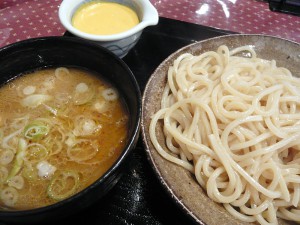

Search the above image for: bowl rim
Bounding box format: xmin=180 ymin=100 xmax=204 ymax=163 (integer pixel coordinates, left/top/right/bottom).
xmin=0 ymin=36 xmax=142 ymax=217
xmin=141 ymin=33 xmax=300 ymax=225
xmin=58 ymin=0 xmax=159 ymax=41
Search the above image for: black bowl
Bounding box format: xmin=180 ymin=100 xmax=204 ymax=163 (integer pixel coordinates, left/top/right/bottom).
xmin=0 ymin=37 xmax=141 ymax=224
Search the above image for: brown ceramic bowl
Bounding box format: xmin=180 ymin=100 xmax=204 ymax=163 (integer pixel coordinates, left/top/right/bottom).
xmin=141 ymin=34 xmax=300 ymax=225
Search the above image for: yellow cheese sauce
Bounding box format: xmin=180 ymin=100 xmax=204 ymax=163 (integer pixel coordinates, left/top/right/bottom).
xmin=72 ymin=2 xmax=139 ymax=35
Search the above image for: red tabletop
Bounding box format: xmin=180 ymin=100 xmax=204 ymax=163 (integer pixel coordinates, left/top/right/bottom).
xmin=153 ymin=0 xmax=300 ymax=43
xmin=0 ymin=0 xmax=300 ymax=48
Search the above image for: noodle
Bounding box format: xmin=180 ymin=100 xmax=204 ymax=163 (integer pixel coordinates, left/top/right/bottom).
xmin=149 ymin=45 xmax=300 ymax=225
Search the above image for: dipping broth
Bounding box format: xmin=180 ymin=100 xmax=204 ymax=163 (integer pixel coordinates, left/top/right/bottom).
xmin=0 ymin=67 xmax=129 ymax=210
xmin=72 ymin=1 xmax=139 ymax=35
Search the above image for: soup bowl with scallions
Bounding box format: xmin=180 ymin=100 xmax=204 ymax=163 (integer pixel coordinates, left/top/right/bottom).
xmin=0 ymin=36 xmax=141 ymax=224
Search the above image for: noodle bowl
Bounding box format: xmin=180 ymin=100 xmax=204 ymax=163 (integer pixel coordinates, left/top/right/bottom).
xmin=148 ymin=44 xmax=300 ymax=225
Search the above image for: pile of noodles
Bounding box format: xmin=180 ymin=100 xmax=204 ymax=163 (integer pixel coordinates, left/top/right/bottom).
xmin=149 ymin=45 xmax=300 ymax=225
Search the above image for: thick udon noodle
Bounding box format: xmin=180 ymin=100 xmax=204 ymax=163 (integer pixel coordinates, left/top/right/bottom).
xmin=150 ymin=45 xmax=300 ymax=225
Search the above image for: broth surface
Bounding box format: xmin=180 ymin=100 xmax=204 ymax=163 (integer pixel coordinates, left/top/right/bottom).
xmin=0 ymin=67 xmax=129 ymax=210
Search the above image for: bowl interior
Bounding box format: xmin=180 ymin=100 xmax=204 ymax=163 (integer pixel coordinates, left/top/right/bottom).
xmin=71 ymin=0 xmax=144 ymax=21
xmin=0 ymin=36 xmax=141 ymax=127
xmin=0 ymin=36 xmax=141 ymax=222
xmin=141 ymin=34 xmax=300 ymax=225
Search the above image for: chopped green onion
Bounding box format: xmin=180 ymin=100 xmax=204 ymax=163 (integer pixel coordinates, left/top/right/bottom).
xmin=2 ymin=128 xmax=23 ymax=150
xmin=6 ymin=138 xmax=27 ymax=181
xmin=22 ymin=163 xmax=39 ymax=181
xmin=54 ymin=67 xmax=70 ymax=81
xmin=67 ymin=139 xmax=98 ymax=162
xmin=73 ymin=84 xmax=95 ymax=105
xmin=0 ymin=167 xmax=8 ymax=183
xmin=47 ymin=171 xmax=80 ymax=201
xmin=0 ymin=150 xmax=14 ymax=165
xmin=24 ymin=121 xmax=49 ymax=140
xmin=21 ymin=94 xmax=52 ymax=108
xmin=22 ymin=86 xmax=36 ymax=95
xmin=24 ymin=143 xmax=48 ymax=163
xmin=1 ymin=186 xmax=18 ymax=207
xmin=7 ymin=175 xmax=24 ymax=190
xmin=76 ymin=83 xmax=88 ymax=93
xmin=102 ymin=88 xmax=119 ymax=101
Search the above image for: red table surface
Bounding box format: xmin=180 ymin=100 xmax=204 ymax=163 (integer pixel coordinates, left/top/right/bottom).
xmin=0 ymin=0 xmax=300 ymax=48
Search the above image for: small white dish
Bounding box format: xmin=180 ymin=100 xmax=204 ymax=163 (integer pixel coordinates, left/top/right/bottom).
xmin=59 ymin=0 xmax=159 ymax=58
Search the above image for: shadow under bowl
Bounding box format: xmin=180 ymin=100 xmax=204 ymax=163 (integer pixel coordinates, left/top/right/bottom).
xmin=0 ymin=36 xmax=141 ymax=224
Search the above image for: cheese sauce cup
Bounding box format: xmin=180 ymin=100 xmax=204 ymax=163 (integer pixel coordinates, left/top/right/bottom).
xmin=59 ymin=0 xmax=159 ymax=58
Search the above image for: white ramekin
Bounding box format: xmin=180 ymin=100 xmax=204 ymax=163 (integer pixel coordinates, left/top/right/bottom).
xmin=59 ymin=0 xmax=159 ymax=58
